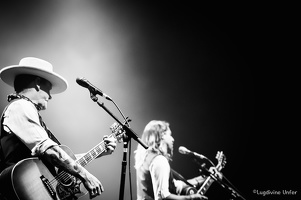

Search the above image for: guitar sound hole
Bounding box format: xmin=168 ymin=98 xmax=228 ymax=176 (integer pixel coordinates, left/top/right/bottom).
xmin=57 ymin=169 xmax=76 ymax=186
xmin=181 ymin=186 xmax=197 ymax=195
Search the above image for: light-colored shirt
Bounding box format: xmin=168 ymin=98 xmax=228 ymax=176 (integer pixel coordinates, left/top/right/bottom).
xmin=137 ymin=153 xmax=185 ymax=200
xmin=150 ymin=155 xmax=185 ymax=200
xmin=150 ymin=155 xmax=171 ymax=199
xmin=3 ymin=99 xmax=58 ymax=156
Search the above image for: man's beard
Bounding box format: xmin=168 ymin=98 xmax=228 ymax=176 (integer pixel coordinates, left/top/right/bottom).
xmin=36 ymin=102 xmax=46 ymax=110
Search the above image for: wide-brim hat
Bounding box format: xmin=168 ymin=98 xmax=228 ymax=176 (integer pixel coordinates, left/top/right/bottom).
xmin=0 ymin=57 xmax=68 ymax=94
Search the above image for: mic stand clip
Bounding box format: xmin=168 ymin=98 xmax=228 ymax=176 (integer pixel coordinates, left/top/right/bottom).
xmin=89 ymin=92 xmax=148 ymax=200
xmin=89 ymin=92 xmax=147 ymax=149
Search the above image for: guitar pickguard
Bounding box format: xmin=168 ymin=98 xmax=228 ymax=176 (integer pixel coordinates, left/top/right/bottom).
xmin=56 ymin=175 xmax=83 ymax=200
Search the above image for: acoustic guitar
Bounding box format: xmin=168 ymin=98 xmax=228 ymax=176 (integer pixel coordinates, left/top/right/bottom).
xmin=0 ymin=122 xmax=125 ymax=200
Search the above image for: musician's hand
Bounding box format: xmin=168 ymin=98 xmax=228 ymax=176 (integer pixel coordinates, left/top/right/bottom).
xmin=101 ymin=135 xmax=117 ymax=156
xmin=81 ymin=169 xmax=104 ymax=199
xmin=188 ymin=193 xmax=208 ymax=200
xmin=209 ymin=166 xmax=223 ymax=180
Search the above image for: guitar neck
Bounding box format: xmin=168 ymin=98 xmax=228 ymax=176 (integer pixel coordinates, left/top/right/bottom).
xmin=76 ymin=134 xmax=116 ymax=167
xmin=197 ymin=151 xmax=226 ymax=195
xmin=197 ymin=176 xmax=215 ymax=195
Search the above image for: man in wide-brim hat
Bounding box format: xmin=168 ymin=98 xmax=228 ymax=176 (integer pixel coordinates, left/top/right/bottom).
xmin=0 ymin=57 xmax=68 ymax=110
xmin=0 ymin=57 xmax=68 ymax=94
xmin=0 ymin=57 xmax=116 ymax=199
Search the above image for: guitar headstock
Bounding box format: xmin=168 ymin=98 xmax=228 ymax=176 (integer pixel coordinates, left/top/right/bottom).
xmin=110 ymin=122 xmax=126 ymax=143
xmin=215 ymin=151 xmax=226 ymax=170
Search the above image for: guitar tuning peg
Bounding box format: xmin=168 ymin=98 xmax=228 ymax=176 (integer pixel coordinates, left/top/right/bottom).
xmin=110 ymin=122 xmax=118 ymax=129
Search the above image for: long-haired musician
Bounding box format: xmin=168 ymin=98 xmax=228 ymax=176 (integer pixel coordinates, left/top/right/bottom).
xmin=134 ymin=120 xmax=210 ymax=200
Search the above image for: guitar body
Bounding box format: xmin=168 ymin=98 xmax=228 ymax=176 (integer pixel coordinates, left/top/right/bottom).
xmin=0 ymin=121 xmax=125 ymax=200
xmin=0 ymin=145 xmax=86 ymax=200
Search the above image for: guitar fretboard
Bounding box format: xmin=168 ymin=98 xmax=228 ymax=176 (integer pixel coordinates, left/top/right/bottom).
xmin=198 ymin=176 xmax=215 ymax=195
xmin=76 ymin=134 xmax=116 ymax=167
xmin=197 ymin=151 xmax=226 ymax=195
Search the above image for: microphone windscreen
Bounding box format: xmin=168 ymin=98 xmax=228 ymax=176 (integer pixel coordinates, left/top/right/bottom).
xmin=178 ymin=146 xmax=189 ymax=154
xmin=76 ymin=77 xmax=89 ymax=87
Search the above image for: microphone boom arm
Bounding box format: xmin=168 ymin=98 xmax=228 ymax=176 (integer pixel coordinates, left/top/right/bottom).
xmin=79 ymin=81 xmax=148 ymax=200
xmin=90 ymin=94 xmax=148 ymax=149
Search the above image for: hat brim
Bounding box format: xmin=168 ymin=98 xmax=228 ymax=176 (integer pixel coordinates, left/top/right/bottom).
xmin=0 ymin=65 xmax=68 ymax=94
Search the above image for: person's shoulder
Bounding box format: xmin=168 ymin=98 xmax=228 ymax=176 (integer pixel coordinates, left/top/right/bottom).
xmin=6 ymin=99 xmax=35 ymax=113
xmin=150 ymin=154 xmax=170 ymax=172
xmin=153 ymin=154 xmax=169 ymax=164
xmin=9 ymin=98 xmax=33 ymax=108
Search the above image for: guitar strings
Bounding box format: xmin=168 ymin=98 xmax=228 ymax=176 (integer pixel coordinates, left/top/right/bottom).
xmin=47 ymin=144 xmax=107 ymax=187
xmin=47 ymin=125 xmax=121 ymax=188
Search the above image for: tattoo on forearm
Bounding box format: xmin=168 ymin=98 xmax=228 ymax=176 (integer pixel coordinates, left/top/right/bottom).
xmin=46 ymin=146 xmax=82 ymax=175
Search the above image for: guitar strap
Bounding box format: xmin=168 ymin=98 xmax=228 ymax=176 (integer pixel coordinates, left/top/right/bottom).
xmin=171 ymin=169 xmax=195 ymax=188
xmin=38 ymin=114 xmax=61 ymax=145
xmin=7 ymin=93 xmax=61 ymax=145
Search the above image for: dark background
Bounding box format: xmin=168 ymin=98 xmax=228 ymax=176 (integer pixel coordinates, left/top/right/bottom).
xmin=0 ymin=1 xmax=297 ymax=200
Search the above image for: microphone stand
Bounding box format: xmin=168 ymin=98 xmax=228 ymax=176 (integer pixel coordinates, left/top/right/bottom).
xmin=194 ymin=159 xmax=246 ymax=200
xmin=89 ymin=93 xmax=148 ymax=200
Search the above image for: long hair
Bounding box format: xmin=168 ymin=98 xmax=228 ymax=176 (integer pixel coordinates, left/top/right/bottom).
xmin=134 ymin=120 xmax=170 ymax=169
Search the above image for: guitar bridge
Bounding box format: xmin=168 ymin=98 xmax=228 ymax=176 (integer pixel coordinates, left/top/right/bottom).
xmin=40 ymin=175 xmax=57 ymax=200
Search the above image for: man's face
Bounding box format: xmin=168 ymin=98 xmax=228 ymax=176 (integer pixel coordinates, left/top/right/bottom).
xmin=36 ymin=79 xmax=52 ymax=110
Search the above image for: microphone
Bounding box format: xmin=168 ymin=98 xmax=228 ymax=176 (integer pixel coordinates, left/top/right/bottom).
xmin=178 ymin=146 xmax=206 ymax=160
xmin=76 ymin=77 xmax=112 ymax=101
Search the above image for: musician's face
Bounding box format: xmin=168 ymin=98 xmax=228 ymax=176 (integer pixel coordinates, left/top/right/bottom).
xmin=162 ymin=128 xmax=174 ymax=154
xmin=35 ymin=79 xmax=52 ymax=110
